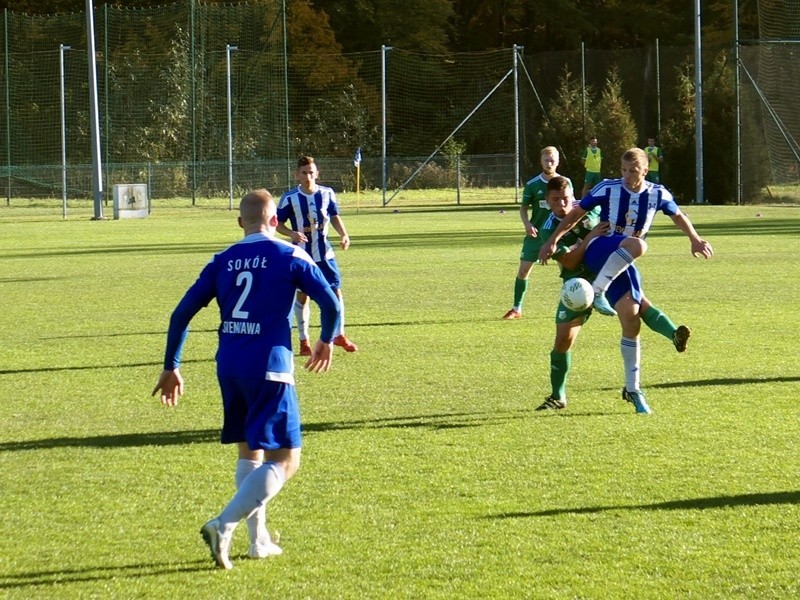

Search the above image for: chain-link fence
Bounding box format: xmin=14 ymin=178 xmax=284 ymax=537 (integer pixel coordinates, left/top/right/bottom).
xmin=0 ymin=1 xmax=789 ymax=208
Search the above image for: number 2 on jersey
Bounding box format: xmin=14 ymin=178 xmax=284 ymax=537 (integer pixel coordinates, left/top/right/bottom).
xmin=232 ymin=271 xmax=253 ymax=319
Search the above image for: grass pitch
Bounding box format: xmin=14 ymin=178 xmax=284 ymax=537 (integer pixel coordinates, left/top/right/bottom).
xmin=1 ymin=193 xmax=799 ymax=598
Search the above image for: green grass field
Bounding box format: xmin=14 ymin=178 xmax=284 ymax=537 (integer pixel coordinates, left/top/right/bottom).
xmin=1 ymin=193 xmax=799 ymax=598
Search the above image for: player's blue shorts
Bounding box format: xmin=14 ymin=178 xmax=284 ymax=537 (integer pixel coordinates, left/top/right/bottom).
xmin=316 ymin=258 xmax=342 ymax=291
xmin=585 ymin=235 xmax=644 ymax=305
xmin=218 ymin=377 xmax=302 ymax=450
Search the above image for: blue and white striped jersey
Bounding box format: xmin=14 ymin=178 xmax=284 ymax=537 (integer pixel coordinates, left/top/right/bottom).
xmin=163 ymin=232 xmax=340 ymax=384
xmin=579 ymin=178 xmax=679 ymax=238
xmin=277 ymin=185 xmax=341 ymax=262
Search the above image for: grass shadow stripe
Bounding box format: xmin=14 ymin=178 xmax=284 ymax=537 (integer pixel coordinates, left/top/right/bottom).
xmin=489 ymin=490 xmax=800 ymax=519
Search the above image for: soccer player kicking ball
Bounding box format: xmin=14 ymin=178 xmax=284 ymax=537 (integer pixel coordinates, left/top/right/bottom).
xmin=538 ymin=147 xmax=713 ymax=319
xmin=278 ymin=155 xmax=358 ymax=354
xmin=152 ymin=189 xmax=341 ymax=569
xmin=536 ymin=176 xmax=693 ymax=414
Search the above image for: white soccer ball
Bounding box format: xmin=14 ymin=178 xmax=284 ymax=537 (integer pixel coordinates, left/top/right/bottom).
xmin=560 ymin=277 xmax=594 ymax=311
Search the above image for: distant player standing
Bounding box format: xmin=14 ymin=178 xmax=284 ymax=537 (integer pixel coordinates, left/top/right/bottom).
xmin=152 ymin=189 xmax=341 ymax=569
xmin=580 ymin=136 xmax=603 ymax=198
xmin=644 ymin=136 xmax=664 ymax=183
xmin=502 ymin=146 xmax=572 ymax=320
xmin=278 ymin=156 xmax=358 ymax=354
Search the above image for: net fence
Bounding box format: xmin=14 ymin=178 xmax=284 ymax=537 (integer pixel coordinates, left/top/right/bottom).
xmin=0 ymin=1 xmax=786 ymax=208
xmin=736 ymin=1 xmax=800 ymax=202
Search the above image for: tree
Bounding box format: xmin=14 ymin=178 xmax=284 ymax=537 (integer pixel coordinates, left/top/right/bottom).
xmin=593 ymin=67 xmax=638 ymax=178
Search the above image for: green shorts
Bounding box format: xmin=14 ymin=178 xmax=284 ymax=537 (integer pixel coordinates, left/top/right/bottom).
xmin=519 ymin=235 xmax=543 ymax=263
xmin=555 ymin=300 xmax=592 ymax=324
xmin=645 ymin=171 xmax=661 ymax=184
xmin=584 ymin=171 xmax=602 ymax=187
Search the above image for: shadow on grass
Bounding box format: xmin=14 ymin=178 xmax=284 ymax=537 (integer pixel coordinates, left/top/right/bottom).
xmin=0 ymin=559 xmax=210 ymax=590
xmin=0 ymin=357 xmax=211 ymax=376
xmin=490 ymin=490 xmax=800 ymax=519
xmin=1 ymin=411 xmax=532 ymax=452
xmin=648 ymin=375 xmax=800 ymax=389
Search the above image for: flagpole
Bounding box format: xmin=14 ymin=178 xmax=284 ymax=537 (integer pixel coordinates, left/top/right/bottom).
xmin=354 ymin=147 xmax=362 ymax=214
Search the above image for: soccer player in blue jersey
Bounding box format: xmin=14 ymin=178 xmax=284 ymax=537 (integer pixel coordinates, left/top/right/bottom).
xmin=278 ymin=156 xmax=357 ymax=355
xmin=539 ymin=147 xmax=713 ymax=319
xmin=152 ymin=189 xmax=341 ymax=570
xmin=538 ymin=154 xmax=707 ymax=411
xmin=534 ymin=176 xmax=691 ymax=415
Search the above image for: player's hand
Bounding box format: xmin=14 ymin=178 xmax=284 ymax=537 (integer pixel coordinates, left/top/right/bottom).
xmin=340 ymin=235 xmax=350 ymax=250
xmin=586 ymin=221 xmax=611 ymax=241
xmin=524 ymin=224 xmax=537 ymax=237
xmin=691 ymin=238 xmax=714 ymax=259
xmin=305 ymin=341 xmax=333 ymax=373
xmin=152 ymin=369 xmax=184 ymax=407
xmin=290 ymin=231 xmax=308 ymax=244
xmin=538 ymin=242 xmax=556 ymax=265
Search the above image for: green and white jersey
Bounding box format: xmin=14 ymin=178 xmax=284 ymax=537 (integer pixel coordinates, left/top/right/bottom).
xmin=538 ymin=206 xmax=601 ymax=281
xmin=521 ymin=173 xmax=573 ymax=230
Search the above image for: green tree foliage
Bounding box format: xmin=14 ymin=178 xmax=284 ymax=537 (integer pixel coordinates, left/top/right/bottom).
xmin=659 ymin=62 xmax=696 ymax=202
xmin=314 ymin=0 xmax=454 ymax=54
xmin=542 ymin=67 xmax=593 ymax=183
xmin=286 ymin=0 xmax=381 ymax=158
xmin=594 ymin=67 xmax=638 ymax=178
xmin=660 ymin=53 xmax=741 ymax=204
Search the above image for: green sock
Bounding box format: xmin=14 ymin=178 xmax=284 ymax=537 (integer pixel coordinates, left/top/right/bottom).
xmin=641 ymin=305 xmax=677 ymax=340
xmin=550 ymin=350 xmax=570 ymax=400
xmin=513 ymin=277 xmax=528 ymax=310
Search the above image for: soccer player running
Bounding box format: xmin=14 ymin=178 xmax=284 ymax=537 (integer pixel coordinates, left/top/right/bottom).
xmin=152 ymin=189 xmax=341 ymax=570
xmin=534 ymin=176 xmax=692 ymax=414
xmin=502 ymin=146 xmax=572 ymax=320
xmin=278 ymin=156 xmax=358 ymax=354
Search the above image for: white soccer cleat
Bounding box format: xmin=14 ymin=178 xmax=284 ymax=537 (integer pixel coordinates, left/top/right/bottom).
xmin=200 ymin=519 xmax=233 ymax=569
xmin=248 ymin=539 xmax=283 ymax=559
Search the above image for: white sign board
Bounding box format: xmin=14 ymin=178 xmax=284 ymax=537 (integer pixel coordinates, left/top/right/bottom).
xmin=113 ymin=184 xmax=149 ymax=219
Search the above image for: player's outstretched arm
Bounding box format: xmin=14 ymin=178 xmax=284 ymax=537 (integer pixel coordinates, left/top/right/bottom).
xmin=670 ymin=211 xmax=714 ymax=259
xmin=152 ymin=368 xmax=184 ymax=407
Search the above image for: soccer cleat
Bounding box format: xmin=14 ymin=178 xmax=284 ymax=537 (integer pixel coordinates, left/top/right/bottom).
xmin=535 ymin=396 xmax=567 ymax=411
xmin=591 ymin=292 xmax=617 ymax=316
xmin=502 ymin=308 xmax=522 ymax=320
xmin=622 ymin=388 xmax=652 ymax=415
xmin=333 ymin=335 xmax=358 ymax=352
xmin=298 ymin=339 xmax=312 ymax=356
xmin=248 ymin=539 xmax=283 ymax=559
xmin=673 ymin=325 xmax=691 ymax=353
xmin=200 ymin=519 xmax=233 ymax=570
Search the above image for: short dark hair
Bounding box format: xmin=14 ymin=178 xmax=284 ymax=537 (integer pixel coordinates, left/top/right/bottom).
xmin=297 ymin=155 xmax=316 ymax=168
xmin=547 ymin=175 xmax=571 ymax=193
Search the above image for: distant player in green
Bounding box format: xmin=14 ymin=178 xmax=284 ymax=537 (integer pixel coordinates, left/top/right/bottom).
xmin=581 ymin=136 xmax=602 ymax=198
xmin=502 ymin=146 xmax=572 ymax=320
xmin=644 ymin=136 xmax=664 ymax=183
xmin=533 ymin=176 xmax=691 ymax=413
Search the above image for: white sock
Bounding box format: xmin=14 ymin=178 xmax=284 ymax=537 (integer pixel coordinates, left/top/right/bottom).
xmin=235 ymin=458 xmax=268 ymax=545
xmin=336 ymin=295 xmax=346 ymax=337
xmin=217 ymin=462 xmax=286 ymax=535
xmin=294 ymin=299 xmax=310 ymax=341
xmin=621 ymin=336 xmax=641 ymax=392
xmin=593 ymin=248 xmax=635 ymax=294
